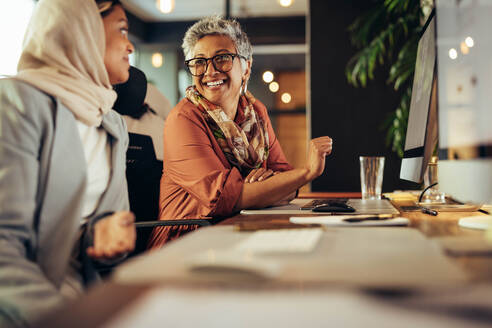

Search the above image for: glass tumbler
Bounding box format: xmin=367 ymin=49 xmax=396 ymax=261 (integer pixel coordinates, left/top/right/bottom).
xmin=359 ymin=156 xmax=385 ymax=200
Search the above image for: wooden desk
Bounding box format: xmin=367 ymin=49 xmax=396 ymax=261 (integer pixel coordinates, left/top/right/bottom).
xmin=34 ymin=195 xmax=492 ymax=328
xmin=220 ymin=194 xmax=492 ymax=282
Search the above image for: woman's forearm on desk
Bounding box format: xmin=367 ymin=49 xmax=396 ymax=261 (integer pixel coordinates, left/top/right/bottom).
xmin=233 ymin=168 xmax=310 ymax=210
xmin=234 ymin=136 xmax=332 ymax=211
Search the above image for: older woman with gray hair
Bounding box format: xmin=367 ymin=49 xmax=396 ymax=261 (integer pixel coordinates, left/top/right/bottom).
xmin=148 ymin=16 xmax=332 ymax=248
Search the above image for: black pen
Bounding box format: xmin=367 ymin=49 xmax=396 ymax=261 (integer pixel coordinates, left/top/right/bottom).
xmin=420 ymin=206 xmax=438 ymax=216
xmin=343 ymin=216 xmax=392 ymax=223
xmin=343 ymin=214 xmax=394 ymax=223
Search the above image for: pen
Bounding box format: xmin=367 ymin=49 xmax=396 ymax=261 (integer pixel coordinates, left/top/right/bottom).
xmin=343 ymin=216 xmax=392 ymax=223
xmin=420 ymin=206 xmax=438 ymax=216
xmin=343 ymin=214 xmax=394 ymax=223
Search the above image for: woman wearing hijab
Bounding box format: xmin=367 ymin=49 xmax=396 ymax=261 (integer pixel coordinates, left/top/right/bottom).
xmin=0 ymin=0 xmax=136 ymax=326
xmin=148 ymin=16 xmax=333 ymax=248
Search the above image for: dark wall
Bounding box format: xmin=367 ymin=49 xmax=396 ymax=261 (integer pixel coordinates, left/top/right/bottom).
xmin=309 ymin=0 xmax=418 ymax=192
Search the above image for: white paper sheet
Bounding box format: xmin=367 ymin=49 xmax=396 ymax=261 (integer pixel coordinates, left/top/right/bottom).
xmin=289 ymin=216 xmax=409 ymax=226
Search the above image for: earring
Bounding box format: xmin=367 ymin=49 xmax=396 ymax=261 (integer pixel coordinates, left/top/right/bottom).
xmin=241 ymin=79 xmax=247 ymax=94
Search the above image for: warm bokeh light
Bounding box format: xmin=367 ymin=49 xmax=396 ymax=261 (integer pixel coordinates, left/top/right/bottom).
xmin=157 ymin=0 xmax=175 ymax=14
xmin=448 ymin=48 xmax=458 ymax=60
xmin=279 ymin=0 xmax=294 ymax=8
xmin=262 ymin=71 xmax=274 ymax=83
xmin=281 ymin=92 xmax=292 ymax=103
xmin=269 ymin=81 xmax=279 ymax=93
xmin=465 ymin=36 xmax=474 ymax=48
xmin=152 ymin=52 xmax=163 ymax=68
xmin=460 ymin=42 xmax=469 ymax=55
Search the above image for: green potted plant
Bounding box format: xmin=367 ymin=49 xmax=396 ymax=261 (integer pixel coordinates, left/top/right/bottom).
xmin=345 ymin=0 xmax=433 ymax=157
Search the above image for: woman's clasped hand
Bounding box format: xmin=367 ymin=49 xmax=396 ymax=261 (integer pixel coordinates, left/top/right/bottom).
xmin=86 ymin=211 xmax=136 ymax=261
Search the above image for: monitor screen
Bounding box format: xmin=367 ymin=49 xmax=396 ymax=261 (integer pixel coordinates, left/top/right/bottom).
xmin=400 ymin=12 xmax=437 ymax=183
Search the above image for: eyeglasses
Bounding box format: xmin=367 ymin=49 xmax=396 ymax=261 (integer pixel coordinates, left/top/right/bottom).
xmin=185 ymin=53 xmax=247 ymax=76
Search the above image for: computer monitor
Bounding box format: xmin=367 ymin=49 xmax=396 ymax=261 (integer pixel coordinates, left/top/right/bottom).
xmin=400 ymin=12 xmax=437 ymax=183
xmin=436 ymin=1 xmax=492 ymax=229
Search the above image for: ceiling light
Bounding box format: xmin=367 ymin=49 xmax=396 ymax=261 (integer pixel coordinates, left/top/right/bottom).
xmin=152 ymin=52 xmax=163 ymax=68
xmin=262 ymin=71 xmax=274 ymax=83
xmin=279 ymin=0 xmax=294 ymax=8
xmin=269 ymin=81 xmax=279 ymax=93
xmin=281 ymin=92 xmax=292 ymax=104
xmin=448 ymin=48 xmax=458 ymax=60
xmin=465 ymin=36 xmax=474 ymax=48
xmin=157 ymin=0 xmax=175 ymax=14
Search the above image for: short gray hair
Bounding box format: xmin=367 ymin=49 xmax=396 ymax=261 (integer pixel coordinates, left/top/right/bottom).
xmin=182 ymin=15 xmax=253 ymax=64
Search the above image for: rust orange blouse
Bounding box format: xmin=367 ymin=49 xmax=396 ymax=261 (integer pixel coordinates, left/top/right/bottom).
xmin=148 ymin=98 xmax=292 ymax=249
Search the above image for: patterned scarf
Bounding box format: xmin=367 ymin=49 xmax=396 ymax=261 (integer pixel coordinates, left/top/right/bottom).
xmin=186 ymin=86 xmax=269 ymax=175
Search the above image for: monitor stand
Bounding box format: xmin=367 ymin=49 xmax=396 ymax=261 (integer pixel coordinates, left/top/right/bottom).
xmin=458 ymin=216 xmax=492 ymax=230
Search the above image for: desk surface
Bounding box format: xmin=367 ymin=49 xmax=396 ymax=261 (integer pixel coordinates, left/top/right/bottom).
xmin=221 ymin=195 xmax=492 ymax=282
xmin=34 ymin=194 xmax=492 ymax=328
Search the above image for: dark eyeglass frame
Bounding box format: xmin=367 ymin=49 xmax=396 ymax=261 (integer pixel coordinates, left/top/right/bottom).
xmin=185 ymin=53 xmax=247 ymax=76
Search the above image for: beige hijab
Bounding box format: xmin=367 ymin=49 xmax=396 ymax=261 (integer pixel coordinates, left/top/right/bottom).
xmin=15 ymin=0 xmax=116 ymax=126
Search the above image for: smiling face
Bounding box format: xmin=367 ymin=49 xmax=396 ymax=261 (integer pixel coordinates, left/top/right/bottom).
xmin=192 ymin=34 xmax=251 ymax=116
xmin=102 ymin=5 xmax=134 ymax=85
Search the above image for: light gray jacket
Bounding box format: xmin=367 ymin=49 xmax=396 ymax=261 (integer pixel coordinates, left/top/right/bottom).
xmin=0 ymin=79 xmax=129 ymax=327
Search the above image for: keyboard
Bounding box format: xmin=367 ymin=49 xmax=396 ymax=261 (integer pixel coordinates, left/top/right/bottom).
xmin=300 ymin=198 xmax=349 ymax=210
xmin=234 ymin=228 xmax=323 ymax=253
